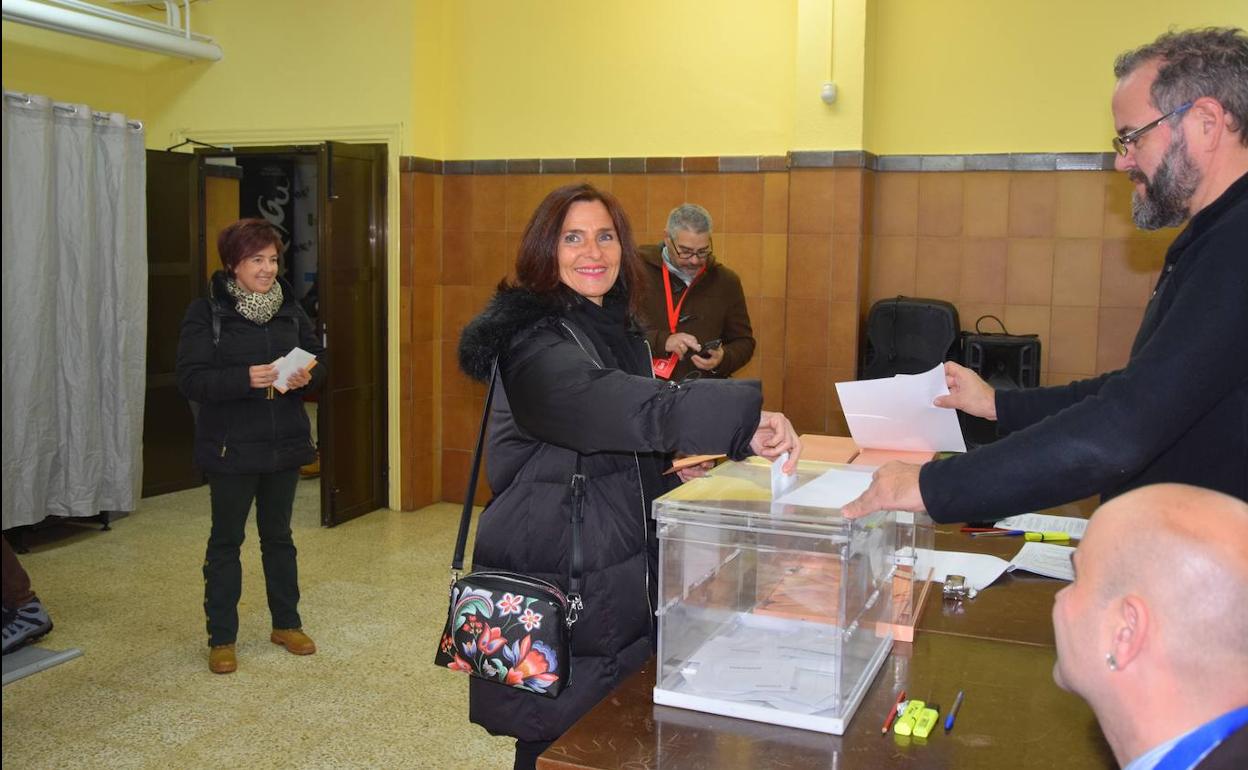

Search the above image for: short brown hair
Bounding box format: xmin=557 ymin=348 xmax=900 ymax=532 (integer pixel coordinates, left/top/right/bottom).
xmin=217 ymin=218 xmax=284 ymax=276
xmin=509 ymin=184 xmax=645 ymax=312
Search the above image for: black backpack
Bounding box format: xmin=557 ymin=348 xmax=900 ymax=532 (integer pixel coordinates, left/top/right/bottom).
xmin=860 ymin=296 xmax=961 ymax=380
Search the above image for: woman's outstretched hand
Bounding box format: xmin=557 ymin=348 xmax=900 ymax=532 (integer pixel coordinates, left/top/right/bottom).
xmin=750 ymin=411 xmax=801 ymax=474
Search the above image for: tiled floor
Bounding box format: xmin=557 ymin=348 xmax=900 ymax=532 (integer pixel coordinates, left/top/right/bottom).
xmin=1 ymin=481 xmax=514 ymax=769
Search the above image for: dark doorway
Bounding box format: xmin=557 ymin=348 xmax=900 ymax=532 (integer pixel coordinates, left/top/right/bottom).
xmin=141 ymin=143 xmax=389 ymax=527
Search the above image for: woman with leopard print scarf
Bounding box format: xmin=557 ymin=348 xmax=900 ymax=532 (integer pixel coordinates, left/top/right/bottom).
xmin=175 ymin=218 xmax=327 ymax=675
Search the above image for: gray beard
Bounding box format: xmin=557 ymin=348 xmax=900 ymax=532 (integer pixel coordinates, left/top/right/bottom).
xmin=1130 ymin=132 xmax=1200 ymax=230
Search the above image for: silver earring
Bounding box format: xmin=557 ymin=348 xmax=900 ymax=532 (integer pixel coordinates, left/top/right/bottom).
xmin=1106 ymin=653 xmax=1118 ymax=671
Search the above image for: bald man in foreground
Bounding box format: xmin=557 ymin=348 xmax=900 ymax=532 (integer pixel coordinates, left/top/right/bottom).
xmin=1052 ymin=484 xmax=1248 ymax=769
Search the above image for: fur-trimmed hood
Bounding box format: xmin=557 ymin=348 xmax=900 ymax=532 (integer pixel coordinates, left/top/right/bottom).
xmin=458 ymin=287 xmax=563 ymax=382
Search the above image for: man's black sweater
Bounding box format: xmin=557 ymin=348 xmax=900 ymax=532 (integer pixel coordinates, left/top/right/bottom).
xmin=920 ymin=171 xmax=1248 ymax=522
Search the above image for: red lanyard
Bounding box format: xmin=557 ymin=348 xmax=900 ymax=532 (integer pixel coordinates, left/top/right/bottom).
xmin=662 ymin=264 xmax=704 ymax=333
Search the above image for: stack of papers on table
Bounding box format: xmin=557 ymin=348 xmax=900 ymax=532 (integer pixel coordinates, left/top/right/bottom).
xmin=991 ymin=513 xmax=1088 ymax=540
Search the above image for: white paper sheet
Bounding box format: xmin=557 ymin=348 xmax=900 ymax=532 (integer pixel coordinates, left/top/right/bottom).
xmin=834 ymin=364 xmax=967 ymax=452
xmin=272 ymin=347 xmax=317 ymax=393
xmin=1008 ymin=542 xmax=1075 ymax=581
xmin=913 ymin=549 xmax=1011 ymax=591
xmin=992 ymin=513 xmax=1088 ymax=540
xmin=771 ymin=452 xmax=798 ymax=498
xmin=775 ymin=466 xmax=875 ymax=508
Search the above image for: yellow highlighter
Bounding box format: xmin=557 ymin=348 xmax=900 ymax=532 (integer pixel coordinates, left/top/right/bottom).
xmin=893 ymin=699 xmax=926 ymax=736
xmin=912 ymin=707 xmax=941 ymax=738
xmin=1025 ymin=531 xmax=1071 ymax=542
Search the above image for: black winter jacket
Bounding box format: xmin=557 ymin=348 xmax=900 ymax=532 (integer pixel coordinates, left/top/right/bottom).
xmin=920 ymin=171 xmax=1248 ymax=521
xmin=457 ymin=287 xmax=763 ymax=743
xmin=176 ymin=272 xmax=327 ymax=475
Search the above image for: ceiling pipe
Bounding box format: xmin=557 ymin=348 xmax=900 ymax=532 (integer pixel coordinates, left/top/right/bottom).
xmin=2 ymin=0 xmax=222 ymax=61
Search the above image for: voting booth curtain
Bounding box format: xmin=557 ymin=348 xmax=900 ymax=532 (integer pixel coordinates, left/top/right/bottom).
xmin=1 ymin=92 xmax=147 ymax=529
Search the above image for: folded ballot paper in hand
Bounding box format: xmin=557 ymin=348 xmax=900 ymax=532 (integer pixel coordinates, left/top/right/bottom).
xmin=272 ymin=347 xmax=317 ymax=393
xmin=834 ymin=364 xmax=967 ymax=453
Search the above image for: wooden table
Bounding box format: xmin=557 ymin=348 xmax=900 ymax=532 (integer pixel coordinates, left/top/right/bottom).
xmin=539 ymin=636 xmax=1112 ymax=769
xmin=539 ymin=500 xmax=1106 ymax=769
xmin=919 ymin=498 xmax=1096 ymax=648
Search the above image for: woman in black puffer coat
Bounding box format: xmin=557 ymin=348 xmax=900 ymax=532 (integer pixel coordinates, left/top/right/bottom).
xmin=457 ymin=185 xmax=800 ymax=770
xmin=175 ymin=218 xmax=326 ymax=675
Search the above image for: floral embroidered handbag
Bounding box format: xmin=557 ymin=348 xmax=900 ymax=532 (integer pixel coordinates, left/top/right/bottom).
xmin=433 ymin=360 xmax=583 ymax=698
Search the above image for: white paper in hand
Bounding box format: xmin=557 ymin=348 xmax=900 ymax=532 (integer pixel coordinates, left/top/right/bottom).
xmin=835 ymin=364 xmax=967 ymax=452
xmin=272 ymin=347 xmax=317 ymax=393
xmin=770 ymin=452 xmax=797 ymax=499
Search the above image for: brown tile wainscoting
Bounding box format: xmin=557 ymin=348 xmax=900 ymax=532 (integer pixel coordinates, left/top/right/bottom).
xmin=397 ymin=153 xmax=1174 ymax=508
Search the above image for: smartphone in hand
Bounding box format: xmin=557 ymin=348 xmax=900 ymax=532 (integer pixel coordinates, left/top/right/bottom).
xmin=694 ymin=338 xmax=722 ymax=358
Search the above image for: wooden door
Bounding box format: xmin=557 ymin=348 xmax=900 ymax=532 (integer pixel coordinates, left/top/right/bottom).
xmin=141 ymin=151 xmax=203 ymax=496
xmin=318 ymin=142 xmax=388 ymax=526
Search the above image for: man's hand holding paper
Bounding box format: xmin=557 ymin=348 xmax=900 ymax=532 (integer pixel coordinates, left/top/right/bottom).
xmin=932 ymin=362 xmax=997 ymax=420
xmin=835 ymin=364 xmax=974 ymax=518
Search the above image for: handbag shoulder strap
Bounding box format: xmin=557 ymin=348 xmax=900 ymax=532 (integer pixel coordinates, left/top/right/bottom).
xmin=450 ymin=360 xmax=498 ymax=572
xmin=450 ymin=358 xmax=587 ymax=615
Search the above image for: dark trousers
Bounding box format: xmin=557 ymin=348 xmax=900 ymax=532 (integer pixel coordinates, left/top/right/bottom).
xmin=514 ymin=739 xmax=552 ymax=770
xmin=204 ymin=469 xmax=301 ymax=646
xmin=1 ymin=536 xmax=35 ymax=609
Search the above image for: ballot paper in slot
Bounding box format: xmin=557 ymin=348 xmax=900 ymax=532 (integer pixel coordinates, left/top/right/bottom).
xmin=272 ymin=347 xmax=317 ymax=393
xmin=835 ymin=364 xmax=967 ymax=452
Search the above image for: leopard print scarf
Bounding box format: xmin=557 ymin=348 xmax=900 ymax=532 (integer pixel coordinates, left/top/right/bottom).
xmin=225 ymin=278 xmax=284 ymax=325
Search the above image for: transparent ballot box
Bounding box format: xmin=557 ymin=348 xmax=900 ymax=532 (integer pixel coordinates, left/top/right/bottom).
xmin=652 ymin=458 xmax=926 ymax=734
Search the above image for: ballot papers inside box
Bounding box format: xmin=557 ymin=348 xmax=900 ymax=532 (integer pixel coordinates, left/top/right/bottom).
xmin=653 ymin=459 xmax=923 ymax=734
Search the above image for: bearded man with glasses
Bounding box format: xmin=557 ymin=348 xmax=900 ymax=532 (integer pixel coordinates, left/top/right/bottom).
xmin=638 ymin=203 xmax=756 ymax=382
xmin=843 ymin=27 xmax=1248 ymax=526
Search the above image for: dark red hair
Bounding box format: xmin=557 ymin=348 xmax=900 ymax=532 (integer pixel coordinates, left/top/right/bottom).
xmin=217 ymin=218 xmax=284 ymax=276
xmin=509 ymin=184 xmax=645 ymax=313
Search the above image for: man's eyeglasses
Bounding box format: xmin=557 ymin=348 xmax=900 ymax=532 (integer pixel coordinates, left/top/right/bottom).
xmin=1112 ymin=101 xmax=1193 ymax=156
xmin=668 ymin=235 xmax=713 ymax=262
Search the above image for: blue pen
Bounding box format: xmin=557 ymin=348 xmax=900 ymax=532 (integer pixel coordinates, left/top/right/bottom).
xmin=944 ymin=690 xmax=964 ymax=732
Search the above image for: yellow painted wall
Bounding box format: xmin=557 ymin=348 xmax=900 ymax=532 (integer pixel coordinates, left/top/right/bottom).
xmin=792 ymin=0 xmax=870 ymax=151
xmin=868 ymin=0 xmax=1248 ymax=154
xmin=4 ymin=1 xmax=442 ymax=156
xmin=2 ymin=21 xmax=152 ymax=122
xmin=440 ymin=0 xmax=797 ymax=158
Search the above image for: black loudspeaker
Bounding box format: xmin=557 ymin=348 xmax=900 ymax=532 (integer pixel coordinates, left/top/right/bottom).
xmin=958 ymin=321 xmax=1042 ymax=448
xmin=861 ymin=297 xmax=961 ymax=380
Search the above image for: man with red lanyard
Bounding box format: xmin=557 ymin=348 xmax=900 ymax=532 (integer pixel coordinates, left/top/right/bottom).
xmin=637 ymin=204 xmax=755 ymax=381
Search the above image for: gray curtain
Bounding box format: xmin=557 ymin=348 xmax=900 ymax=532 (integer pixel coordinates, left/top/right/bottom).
xmin=2 ymin=92 xmax=147 ymax=529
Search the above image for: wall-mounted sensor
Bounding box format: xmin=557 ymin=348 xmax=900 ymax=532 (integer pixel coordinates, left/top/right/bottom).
xmin=821 ymin=82 xmax=838 ymax=105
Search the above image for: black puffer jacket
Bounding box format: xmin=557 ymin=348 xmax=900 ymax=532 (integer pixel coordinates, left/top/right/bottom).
xmin=176 ymin=271 xmax=326 ymax=475
xmin=458 ymin=287 xmax=763 ymax=743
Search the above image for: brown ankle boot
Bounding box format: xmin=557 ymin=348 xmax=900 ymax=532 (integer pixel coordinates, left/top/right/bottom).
xmin=270 ymin=628 xmax=316 ymax=655
xmin=209 ymin=644 xmax=237 ymax=674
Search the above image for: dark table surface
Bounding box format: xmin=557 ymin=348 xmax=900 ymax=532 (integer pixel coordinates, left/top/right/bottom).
xmin=918 ymin=497 xmax=1095 ymax=648
xmin=538 ymin=498 xmax=1106 ymax=769
xmin=539 ymin=635 xmax=1113 ymax=769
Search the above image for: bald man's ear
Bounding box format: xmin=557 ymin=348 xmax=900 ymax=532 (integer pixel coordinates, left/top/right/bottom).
xmin=1111 ymin=595 xmax=1149 ymax=671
